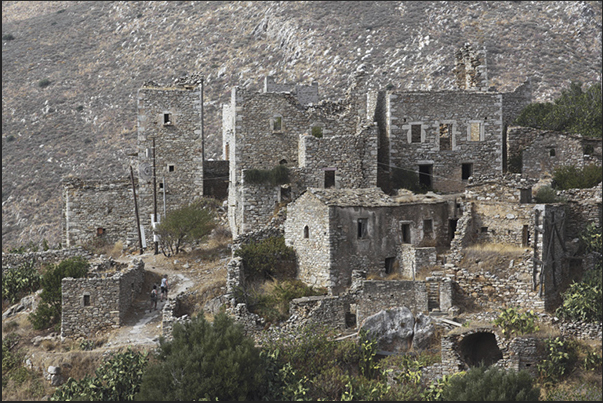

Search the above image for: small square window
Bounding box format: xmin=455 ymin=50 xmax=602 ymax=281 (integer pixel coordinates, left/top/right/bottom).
xmin=462 ymin=163 xmax=473 ymax=181
xmin=549 ymin=148 xmax=556 ymax=157
xmin=168 ymin=164 xmax=175 ymax=172
xmin=83 ymin=294 xmax=90 ymax=306
xmin=358 ymin=218 xmax=368 ymax=239
xmin=481 ymin=227 xmax=488 ymax=233
xmin=163 ymin=113 xmax=172 ymax=125
xmin=439 ymin=124 xmax=452 ymax=150
xmin=97 ymin=228 xmax=105 ymax=236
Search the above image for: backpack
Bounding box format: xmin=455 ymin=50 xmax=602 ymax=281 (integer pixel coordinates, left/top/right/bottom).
xmin=151 ymin=289 xmax=157 ymax=301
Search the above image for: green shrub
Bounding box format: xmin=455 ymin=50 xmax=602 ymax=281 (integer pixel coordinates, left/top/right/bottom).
xmin=537 ymin=337 xmax=577 ymax=384
xmin=243 ymin=165 xmax=290 ymax=186
xmin=38 ymin=78 xmax=51 ymax=88
xmin=247 ymin=279 xmax=326 ymax=324
xmin=534 ymin=185 xmax=559 ymax=203
xmin=136 ymin=313 xmax=266 ymax=401
xmin=514 ymin=81 xmax=602 ymax=138
xmin=2 ymin=334 xmax=22 ymax=388
xmin=234 ymin=236 xmax=295 ymax=279
xmin=52 ymin=348 xmax=147 ymax=401
xmin=552 ymin=164 xmax=602 ymax=190
xmin=493 ymin=307 xmax=539 ymax=338
xmin=2 ymin=259 xmax=41 ymax=304
xmin=440 ymin=366 xmax=539 ymax=401
xmin=2 ymin=33 xmax=15 ymax=40
xmin=156 ymin=199 xmax=217 ymax=255
xmin=311 ymin=126 xmax=323 ymax=138
xmin=29 ymin=257 xmax=89 ymax=330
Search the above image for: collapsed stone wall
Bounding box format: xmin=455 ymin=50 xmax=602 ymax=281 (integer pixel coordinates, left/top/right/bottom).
xmin=500 ymin=79 xmax=532 ymax=126
xmin=287 ymin=295 xmax=347 ymax=331
xmin=465 ymin=174 xmax=539 ymax=203
xmin=2 ymin=247 xmax=92 ymax=272
xmin=61 ymin=258 xmax=144 ymax=338
xmin=454 ymin=43 xmax=488 ymax=91
xmin=356 ymin=280 xmax=429 ymax=325
xmin=399 ymin=245 xmax=437 ymax=279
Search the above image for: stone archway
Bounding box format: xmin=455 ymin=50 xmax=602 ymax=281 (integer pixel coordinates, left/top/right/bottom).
xmin=457 ymin=331 xmax=503 ymax=368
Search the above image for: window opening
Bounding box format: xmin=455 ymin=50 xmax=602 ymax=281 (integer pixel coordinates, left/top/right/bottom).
xmin=424 ymin=219 xmax=433 ymax=238
xmin=272 ymin=116 xmax=282 ymax=132
xmin=311 ymin=126 xmax=323 ymax=138
xmin=411 ymin=124 xmax=422 ymax=143
xmin=159 ymin=182 xmax=164 ymax=190
xmin=163 ymin=113 xmax=172 ymax=125
xmin=280 ymin=185 xmax=291 ymax=202
xmin=97 ymin=228 xmax=105 ymax=236
xmin=520 ymin=188 xmax=532 ymax=203
xmin=448 ymin=219 xmax=458 ymax=243
xmin=462 ymin=163 xmax=473 ymax=181
xmin=481 ymin=227 xmax=488 ymax=233
xmin=224 ymin=143 xmax=229 ymax=160
xmin=385 ymin=257 xmax=396 ymax=275
xmin=549 ymin=148 xmax=556 ymax=157
xmin=418 ymin=164 xmax=433 ymax=189
xmin=401 ymin=223 xmax=411 ymax=244
xmin=168 ymin=164 xmax=175 ymax=172
xmin=279 ymin=159 xmax=287 ymax=165
xmin=358 ymin=218 xmax=368 ymax=239
xmin=439 ymin=123 xmax=452 ymax=150
xmin=470 ymin=122 xmax=481 ymax=141
xmin=522 ymin=225 xmax=530 ymax=247
xmin=303 ymin=225 xmax=309 ymax=239
xmin=324 ymin=170 xmax=335 ymax=188
xmin=83 ymin=294 xmax=90 ymax=306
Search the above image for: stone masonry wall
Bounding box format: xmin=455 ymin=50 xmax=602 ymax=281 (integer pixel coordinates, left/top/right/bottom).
xmin=61 ymin=259 xmax=144 ymax=338
xmin=386 ymin=90 xmax=504 ymax=193
xmin=522 ymin=132 xmax=587 ymax=179
xmin=136 ymin=85 xmax=204 ymax=243
xmin=62 ymin=177 xmax=138 ymax=247
xmin=285 ymin=192 xmax=332 ymax=291
xmin=2 ymin=247 xmax=92 ymax=272
xmin=558 ymin=183 xmax=602 ymax=240
xmin=356 ymin=280 xmax=428 ymax=325
xmin=287 ymin=295 xmax=347 ymax=331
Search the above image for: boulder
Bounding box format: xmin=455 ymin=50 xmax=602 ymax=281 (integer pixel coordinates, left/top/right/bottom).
xmin=412 ymin=313 xmax=435 ymax=350
xmin=359 ymin=307 xmax=415 ymax=353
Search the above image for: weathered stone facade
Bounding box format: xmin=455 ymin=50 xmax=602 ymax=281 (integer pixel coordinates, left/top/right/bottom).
xmin=285 ymin=188 xmax=453 ymax=294
xmin=2 ymin=247 xmax=92 ymax=271
xmin=61 ymin=258 xmax=144 ymax=338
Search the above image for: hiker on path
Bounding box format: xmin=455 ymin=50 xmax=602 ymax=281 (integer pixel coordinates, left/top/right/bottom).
xmin=150 ymin=285 xmax=158 ymax=311
xmin=160 ymin=275 xmax=169 ymax=302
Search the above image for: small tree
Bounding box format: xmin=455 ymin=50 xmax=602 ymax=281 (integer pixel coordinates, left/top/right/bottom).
xmin=155 ymin=199 xmax=217 ymax=256
xmin=29 ymin=257 xmax=88 ymax=330
xmin=552 ymin=164 xmax=602 ymax=190
xmin=136 ymin=313 xmax=267 ymax=401
xmin=440 ymin=366 xmax=540 ymax=401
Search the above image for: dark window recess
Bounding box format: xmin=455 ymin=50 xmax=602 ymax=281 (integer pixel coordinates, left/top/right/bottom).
xmin=83 ymin=295 xmax=90 ymax=306
xmin=439 ymin=124 xmax=452 ymax=150
xmin=481 ymin=227 xmax=488 ymax=233
xmin=411 ymin=124 xmax=422 ymax=143
xmin=462 ymin=163 xmax=473 ymax=180
xmin=401 ymin=223 xmax=411 ymax=243
xmin=358 ymin=218 xmax=368 ymax=239
xmin=424 ymin=219 xmax=433 ymax=236
xmin=324 ymin=170 xmax=335 ymax=188
xmin=520 ymin=188 xmax=532 ymax=203
xmin=273 ymin=116 xmax=282 ymax=131
xmin=168 ymin=165 xmax=175 ymax=172
xmin=522 ymin=225 xmax=530 ymax=247
xmin=418 ymin=164 xmax=433 ymax=189
xmin=448 ymin=219 xmax=458 ymax=242
xmin=549 ymin=148 xmax=556 ymax=157
xmin=279 ymin=159 xmax=287 ymax=165
xmin=163 ymin=113 xmax=172 ymax=125
xmin=159 ymin=182 xmax=164 ymax=189
xmin=385 ymin=257 xmax=396 ymax=275
xmin=280 ymin=185 xmax=291 ymax=202
xmin=97 ymin=228 xmax=105 ymax=236
xmin=303 ymin=225 xmax=309 ymax=239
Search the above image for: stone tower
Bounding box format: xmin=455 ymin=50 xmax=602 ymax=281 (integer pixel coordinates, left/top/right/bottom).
xmin=454 ymin=43 xmax=489 ymax=91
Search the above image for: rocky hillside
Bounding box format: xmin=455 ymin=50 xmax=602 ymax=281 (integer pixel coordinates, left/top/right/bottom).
xmin=2 ymin=1 xmax=601 ymax=248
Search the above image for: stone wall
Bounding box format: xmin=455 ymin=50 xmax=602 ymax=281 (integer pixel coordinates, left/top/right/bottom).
xmin=136 ymin=85 xmax=205 ymax=244
xmin=385 ymin=90 xmax=505 ymax=193
xmin=557 ymin=183 xmax=602 ymax=240
xmin=62 ymin=177 xmax=138 ymax=247
xmin=399 ymin=245 xmax=437 ymax=279
xmin=522 ymin=132 xmax=587 ymax=178
xmin=61 ymin=258 xmax=144 ymax=338
xmin=287 ymin=295 xmax=347 ymax=331
xmin=203 ymin=160 xmax=229 ymax=199
xmin=356 ymin=280 xmax=428 ymax=325
xmin=2 ymin=247 xmax=92 ymax=271
xmin=454 ymin=44 xmax=488 ymax=91
xmin=264 ymin=76 xmax=319 ymax=106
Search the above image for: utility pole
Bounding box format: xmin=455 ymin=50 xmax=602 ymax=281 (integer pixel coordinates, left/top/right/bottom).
xmin=201 ymin=77 xmax=205 ymax=164
xmin=130 ymin=165 xmax=144 ymax=255
xmin=152 ymin=136 xmax=158 ymax=255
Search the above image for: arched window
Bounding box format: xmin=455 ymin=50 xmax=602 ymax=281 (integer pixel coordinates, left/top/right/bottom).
xmin=303 ymin=225 xmax=309 ymax=239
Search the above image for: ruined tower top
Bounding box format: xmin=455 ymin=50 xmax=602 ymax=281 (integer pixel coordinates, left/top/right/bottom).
xmin=454 ymin=43 xmax=489 ymax=91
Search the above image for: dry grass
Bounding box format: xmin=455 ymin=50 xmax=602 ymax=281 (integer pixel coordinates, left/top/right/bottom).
xmin=465 ymin=242 xmax=528 ymax=254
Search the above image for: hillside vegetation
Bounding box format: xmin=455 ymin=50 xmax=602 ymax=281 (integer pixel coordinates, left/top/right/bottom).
xmin=2 ymin=1 xmax=602 ymax=248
